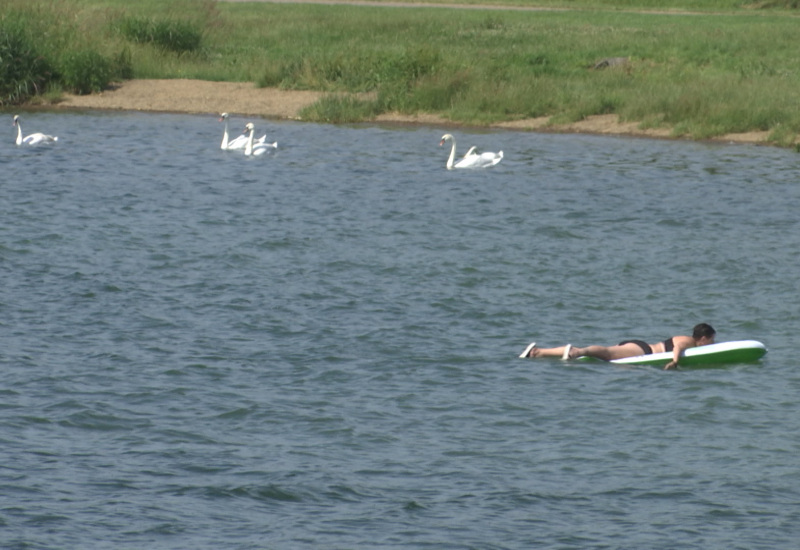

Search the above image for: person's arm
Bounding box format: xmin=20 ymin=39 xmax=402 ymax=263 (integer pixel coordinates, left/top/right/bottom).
xmin=663 ymin=336 xmax=695 ymax=370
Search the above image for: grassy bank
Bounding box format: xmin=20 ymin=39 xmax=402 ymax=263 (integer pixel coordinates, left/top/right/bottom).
xmin=2 ymin=0 xmax=800 ymax=144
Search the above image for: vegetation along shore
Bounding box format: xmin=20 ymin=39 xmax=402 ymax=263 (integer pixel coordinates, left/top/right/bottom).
xmin=2 ymin=0 xmax=800 ymax=146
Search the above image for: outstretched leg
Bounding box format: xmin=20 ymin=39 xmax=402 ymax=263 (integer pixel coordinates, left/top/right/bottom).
xmin=520 ymin=343 xmax=573 ymax=359
xmin=568 ymin=342 xmax=646 ymax=361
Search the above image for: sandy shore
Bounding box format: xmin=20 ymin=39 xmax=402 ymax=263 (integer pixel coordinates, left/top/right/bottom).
xmin=56 ymin=78 xmax=773 ymax=145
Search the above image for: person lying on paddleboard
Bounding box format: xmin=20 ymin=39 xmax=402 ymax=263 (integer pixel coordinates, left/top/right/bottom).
xmin=519 ymin=323 xmax=716 ymax=370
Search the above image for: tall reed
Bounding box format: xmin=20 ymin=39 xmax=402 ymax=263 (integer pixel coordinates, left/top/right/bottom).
xmin=0 ymin=17 xmax=54 ymax=105
xmin=0 ymin=0 xmax=133 ymax=103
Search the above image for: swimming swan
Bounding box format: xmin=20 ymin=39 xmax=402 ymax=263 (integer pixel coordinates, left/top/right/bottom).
xmin=439 ymin=133 xmax=502 ymax=170
xmin=219 ymin=112 xmax=267 ymax=151
xmin=13 ymin=115 xmax=58 ymax=146
xmin=243 ymin=123 xmax=278 ymax=156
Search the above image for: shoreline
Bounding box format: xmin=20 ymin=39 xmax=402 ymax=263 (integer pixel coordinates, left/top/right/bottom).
xmin=54 ymin=78 xmax=776 ymax=146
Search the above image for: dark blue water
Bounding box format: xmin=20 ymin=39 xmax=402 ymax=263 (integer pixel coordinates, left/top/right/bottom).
xmin=2 ymin=111 xmax=799 ymax=549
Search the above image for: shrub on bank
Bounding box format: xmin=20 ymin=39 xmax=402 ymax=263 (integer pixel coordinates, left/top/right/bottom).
xmin=0 ymin=3 xmax=132 ymax=104
xmin=0 ymin=19 xmax=54 ymax=105
xmin=299 ymin=95 xmax=382 ymax=123
xmin=60 ymin=50 xmax=113 ymax=95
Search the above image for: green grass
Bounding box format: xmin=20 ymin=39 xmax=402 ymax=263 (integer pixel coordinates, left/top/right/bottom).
xmin=114 ymin=16 xmax=204 ymax=54
xmin=3 ymin=0 xmax=800 ymax=143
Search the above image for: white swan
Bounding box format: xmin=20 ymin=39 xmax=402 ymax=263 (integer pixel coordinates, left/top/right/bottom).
xmin=439 ymin=133 xmax=502 ymax=170
xmin=13 ymin=115 xmax=58 ymax=146
xmin=243 ymin=122 xmax=278 ymax=156
xmin=219 ymin=112 xmax=267 ymax=151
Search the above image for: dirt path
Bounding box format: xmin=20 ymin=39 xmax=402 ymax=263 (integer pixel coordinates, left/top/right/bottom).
xmin=217 ymin=0 xmax=710 ymax=16
xmin=220 ymin=0 xmax=568 ymax=12
xmin=219 ymin=0 xmax=789 ymax=18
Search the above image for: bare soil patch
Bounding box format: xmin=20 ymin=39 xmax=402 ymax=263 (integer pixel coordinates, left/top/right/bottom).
xmin=57 ymin=79 xmax=324 ymax=119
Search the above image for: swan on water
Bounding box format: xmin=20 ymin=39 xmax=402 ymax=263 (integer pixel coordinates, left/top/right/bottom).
xmin=13 ymin=115 xmax=58 ymax=146
xmin=243 ymin=123 xmax=278 ymax=156
xmin=439 ymin=133 xmax=502 ymax=170
xmin=219 ymin=112 xmax=267 ymax=151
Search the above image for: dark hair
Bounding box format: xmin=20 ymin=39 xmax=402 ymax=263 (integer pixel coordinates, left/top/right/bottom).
xmin=692 ymin=323 xmax=716 ymax=339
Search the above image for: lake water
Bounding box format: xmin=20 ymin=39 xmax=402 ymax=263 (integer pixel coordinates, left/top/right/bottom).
xmin=2 ymin=111 xmax=799 ymax=549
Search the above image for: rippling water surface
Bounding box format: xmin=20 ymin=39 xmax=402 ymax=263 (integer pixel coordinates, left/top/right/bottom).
xmin=2 ymin=111 xmax=799 ymax=549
